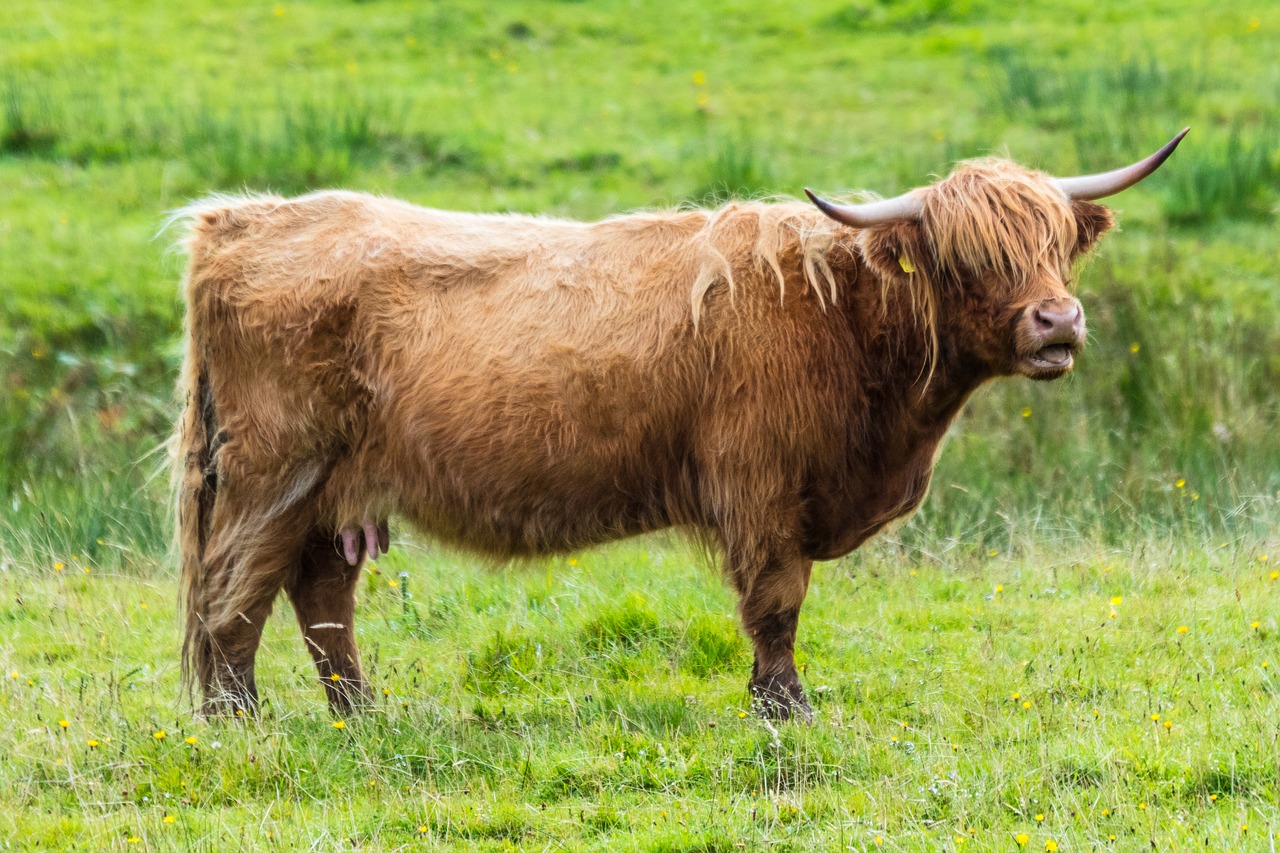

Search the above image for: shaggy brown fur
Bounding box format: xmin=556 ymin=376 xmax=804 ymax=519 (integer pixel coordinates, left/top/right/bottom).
xmin=172 ymin=161 xmax=1114 ymax=719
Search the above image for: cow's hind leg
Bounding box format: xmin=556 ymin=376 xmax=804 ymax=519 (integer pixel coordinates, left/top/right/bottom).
xmin=287 ymin=530 xmax=373 ymax=712
xmin=197 ymin=508 xmax=311 ymax=716
xmin=726 ymin=539 xmax=814 ymax=722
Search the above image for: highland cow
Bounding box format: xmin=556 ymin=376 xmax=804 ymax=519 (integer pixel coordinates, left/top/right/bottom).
xmin=173 ymin=130 xmax=1186 ymax=720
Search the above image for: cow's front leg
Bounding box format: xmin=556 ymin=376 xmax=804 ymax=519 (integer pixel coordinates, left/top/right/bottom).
xmin=727 ymin=541 xmax=814 ymax=722
xmin=338 ymin=519 xmax=390 ymax=566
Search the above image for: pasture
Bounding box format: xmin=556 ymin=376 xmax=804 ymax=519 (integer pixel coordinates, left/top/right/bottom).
xmin=1 ymin=0 xmax=1277 ymax=849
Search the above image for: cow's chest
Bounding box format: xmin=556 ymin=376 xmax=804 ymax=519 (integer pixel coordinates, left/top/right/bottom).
xmin=800 ymin=426 xmax=948 ymax=561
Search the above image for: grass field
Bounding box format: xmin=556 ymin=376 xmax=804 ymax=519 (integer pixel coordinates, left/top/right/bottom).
xmin=1 ymin=0 xmax=1278 ymax=849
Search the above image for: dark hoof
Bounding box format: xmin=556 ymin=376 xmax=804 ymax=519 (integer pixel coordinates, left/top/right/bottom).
xmin=750 ymin=676 xmax=813 ymax=722
xmin=201 ymin=693 xmax=258 ymax=719
xmin=324 ymin=680 xmax=374 ymax=714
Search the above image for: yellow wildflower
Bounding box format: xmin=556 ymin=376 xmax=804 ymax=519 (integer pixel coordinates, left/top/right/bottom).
xmin=332 ymin=720 xmax=346 ymax=729
xmin=1016 ymin=833 xmax=1029 ymax=846
xmin=153 ymin=730 xmax=166 ymax=740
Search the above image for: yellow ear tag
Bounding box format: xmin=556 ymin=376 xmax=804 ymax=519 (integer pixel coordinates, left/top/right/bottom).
xmin=898 ymin=255 xmax=916 ymax=273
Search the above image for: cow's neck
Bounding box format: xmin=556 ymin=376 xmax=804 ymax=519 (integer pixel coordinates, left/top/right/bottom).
xmin=793 ymin=265 xmax=991 ymax=558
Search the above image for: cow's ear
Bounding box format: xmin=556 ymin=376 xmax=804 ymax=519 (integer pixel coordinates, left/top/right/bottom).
xmin=1072 ymin=200 xmax=1115 ymax=256
xmin=855 ymin=221 xmax=929 ymax=284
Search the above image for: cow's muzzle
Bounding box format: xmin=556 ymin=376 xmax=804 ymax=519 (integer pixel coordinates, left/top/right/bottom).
xmin=1017 ymin=297 xmax=1085 ymax=379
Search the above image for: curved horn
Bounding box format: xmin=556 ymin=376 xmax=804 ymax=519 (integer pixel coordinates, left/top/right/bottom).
xmin=804 ymin=188 xmax=924 ymax=228
xmin=1055 ymin=127 xmax=1189 ymax=200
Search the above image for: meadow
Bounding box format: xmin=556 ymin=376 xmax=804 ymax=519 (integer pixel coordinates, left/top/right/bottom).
xmin=1 ymin=0 xmax=1277 ymax=849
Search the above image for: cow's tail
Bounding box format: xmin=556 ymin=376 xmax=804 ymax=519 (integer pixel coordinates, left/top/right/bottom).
xmin=168 ymin=197 xmax=248 ymax=701
xmin=173 ymin=328 xmax=215 ymax=701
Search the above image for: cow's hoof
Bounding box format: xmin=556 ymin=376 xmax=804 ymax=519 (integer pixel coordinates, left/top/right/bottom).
xmin=324 ymin=680 xmax=375 ymax=715
xmin=750 ymin=676 xmax=813 ymax=722
xmin=200 ymin=693 xmax=258 ymax=719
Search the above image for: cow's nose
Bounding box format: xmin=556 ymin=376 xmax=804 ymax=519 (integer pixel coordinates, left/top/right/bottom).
xmin=1032 ymin=299 xmax=1083 ymax=342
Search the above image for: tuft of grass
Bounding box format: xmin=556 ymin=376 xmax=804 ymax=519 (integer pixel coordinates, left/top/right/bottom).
xmin=686 ymin=136 xmax=777 ymax=205
xmin=1160 ymin=122 xmax=1279 ymax=224
xmin=581 ymin=592 xmax=668 ymax=651
xmin=987 ymin=50 xmax=1205 ymax=130
xmin=824 ymin=0 xmax=992 ymax=32
xmin=1 ymin=78 xmax=58 ymax=155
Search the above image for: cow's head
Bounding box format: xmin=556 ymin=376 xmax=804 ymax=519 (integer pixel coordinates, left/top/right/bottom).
xmin=806 ymin=129 xmax=1187 ymax=381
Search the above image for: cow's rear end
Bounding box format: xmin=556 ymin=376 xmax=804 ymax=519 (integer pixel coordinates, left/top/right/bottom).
xmin=172 ymin=194 xmax=382 ymax=714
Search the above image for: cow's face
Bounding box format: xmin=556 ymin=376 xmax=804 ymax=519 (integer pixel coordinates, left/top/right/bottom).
xmin=850 ymin=162 xmax=1116 ymax=382
xmin=941 ymin=179 xmax=1115 ymax=382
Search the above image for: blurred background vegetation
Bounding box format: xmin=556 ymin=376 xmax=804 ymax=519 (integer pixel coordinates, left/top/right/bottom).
xmin=1 ymin=0 xmax=1277 ymax=569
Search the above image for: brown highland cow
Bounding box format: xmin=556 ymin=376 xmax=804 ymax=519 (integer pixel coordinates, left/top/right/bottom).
xmin=173 ymin=130 xmax=1186 ymax=720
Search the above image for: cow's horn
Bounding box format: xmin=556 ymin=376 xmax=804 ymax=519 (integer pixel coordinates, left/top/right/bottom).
xmin=1055 ymin=128 xmax=1190 ymax=201
xmin=804 ymin=188 xmax=925 ymax=228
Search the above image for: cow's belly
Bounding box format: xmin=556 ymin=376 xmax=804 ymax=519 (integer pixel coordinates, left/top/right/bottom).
xmin=396 ymin=444 xmax=684 ymax=557
xmin=378 ymin=367 xmax=696 ymax=557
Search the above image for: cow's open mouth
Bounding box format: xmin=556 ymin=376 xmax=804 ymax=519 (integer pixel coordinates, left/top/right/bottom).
xmin=1020 ymin=344 xmax=1076 ymax=377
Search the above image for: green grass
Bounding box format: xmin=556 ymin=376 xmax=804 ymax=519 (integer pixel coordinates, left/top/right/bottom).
xmin=1 ymin=0 xmax=1278 ymax=848
xmin=3 ymin=541 xmax=1278 ymax=850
